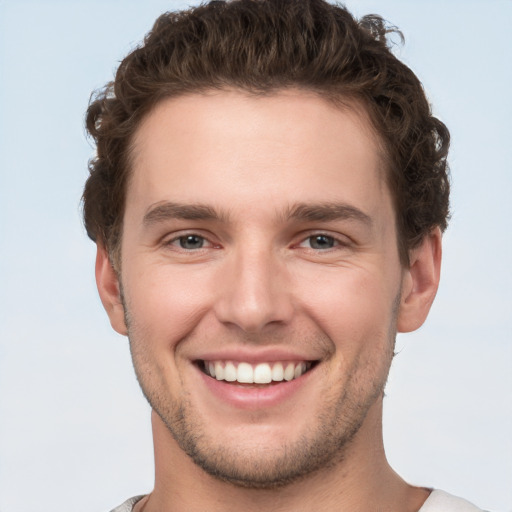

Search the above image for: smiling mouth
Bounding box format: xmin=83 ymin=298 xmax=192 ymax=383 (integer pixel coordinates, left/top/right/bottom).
xmin=198 ymin=360 xmax=317 ymax=385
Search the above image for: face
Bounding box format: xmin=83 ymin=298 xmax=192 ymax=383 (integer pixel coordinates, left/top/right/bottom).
xmin=97 ymin=90 xmax=436 ymax=488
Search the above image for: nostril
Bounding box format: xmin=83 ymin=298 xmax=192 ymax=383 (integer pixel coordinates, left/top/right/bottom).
xmin=212 ymin=267 xmax=294 ymax=333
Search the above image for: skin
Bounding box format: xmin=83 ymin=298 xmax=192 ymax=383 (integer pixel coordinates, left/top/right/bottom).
xmin=96 ymin=90 xmax=441 ymax=512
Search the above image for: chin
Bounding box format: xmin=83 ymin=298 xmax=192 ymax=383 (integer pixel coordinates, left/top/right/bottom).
xmin=150 ymin=386 xmax=376 ymax=490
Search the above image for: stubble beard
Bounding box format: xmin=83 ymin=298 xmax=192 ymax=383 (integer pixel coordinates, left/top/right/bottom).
xmin=123 ymin=291 xmax=398 ymax=490
xmin=160 ymin=386 xmax=386 ymax=490
xmin=128 ymin=342 xmax=395 ymax=490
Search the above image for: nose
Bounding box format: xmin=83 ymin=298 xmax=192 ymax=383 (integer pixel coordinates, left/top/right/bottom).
xmin=213 ymin=245 xmax=294 ymax=333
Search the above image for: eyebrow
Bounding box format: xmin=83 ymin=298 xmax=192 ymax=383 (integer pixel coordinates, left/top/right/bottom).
xmin=142 ymin=200 xmax=372 ymax=228
xmin=143 ymin=202 xmax=230 ymax=226
xmin=285 ymin=202 xmax=373 ymax=226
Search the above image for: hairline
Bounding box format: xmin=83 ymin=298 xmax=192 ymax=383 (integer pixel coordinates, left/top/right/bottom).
xmin=108 ymin=86 xmax=406 ymax=271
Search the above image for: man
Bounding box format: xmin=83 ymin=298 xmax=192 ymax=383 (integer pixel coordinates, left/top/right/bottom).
xmin=82 ymin=1 xmax=484 ymax=510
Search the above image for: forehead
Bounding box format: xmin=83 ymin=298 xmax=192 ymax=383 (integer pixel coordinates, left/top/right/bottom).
xmin=127 ymin=89 xmax=389 ymax=219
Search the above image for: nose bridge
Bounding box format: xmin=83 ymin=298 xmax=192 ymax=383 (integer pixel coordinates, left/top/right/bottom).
xmin=214 ymin=240 xmax=292 ymax=333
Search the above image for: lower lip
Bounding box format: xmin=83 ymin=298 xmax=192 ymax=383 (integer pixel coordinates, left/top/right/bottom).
xmin=197 ymin=365 xmax=315 ymax=410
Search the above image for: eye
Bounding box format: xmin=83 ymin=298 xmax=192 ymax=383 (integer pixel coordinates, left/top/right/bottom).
xmin=168 ymin=234 xmax=209 ymax=250
xmin=303 ymin=234 xmax=338 ymax=250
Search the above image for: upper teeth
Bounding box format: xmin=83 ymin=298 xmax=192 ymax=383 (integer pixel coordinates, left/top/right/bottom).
xmin=205 ymin=361 xmax=310 ymax=384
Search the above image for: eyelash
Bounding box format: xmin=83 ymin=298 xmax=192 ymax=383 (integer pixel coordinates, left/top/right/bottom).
xmin=164 ymin=231 xmax=349 ymax=252
xmin=165 ymin=233 xmax=217 ymax=251
xmin=297 ymin=234 xmax=344 ymax=251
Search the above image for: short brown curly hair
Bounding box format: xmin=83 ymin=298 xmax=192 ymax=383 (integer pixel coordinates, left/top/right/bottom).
xmin=83 ymin=0 xmax=450 ymax=267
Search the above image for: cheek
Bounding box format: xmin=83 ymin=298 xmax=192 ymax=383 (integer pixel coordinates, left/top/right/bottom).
xmin=295 ymin=265 xmax=399 ymax=354
xmin=123 ymin=263 xmax=214 ymax=345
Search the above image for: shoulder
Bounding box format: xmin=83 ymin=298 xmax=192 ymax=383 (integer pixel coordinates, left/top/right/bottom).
xmin=419 ymin=490 xmax=486 ymax=512
xmin=109 ymin=495 xmax=146 ymax=512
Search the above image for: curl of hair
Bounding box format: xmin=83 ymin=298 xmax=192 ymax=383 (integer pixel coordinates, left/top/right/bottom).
xmin=83 ymin=0 xmax=450 ymax=266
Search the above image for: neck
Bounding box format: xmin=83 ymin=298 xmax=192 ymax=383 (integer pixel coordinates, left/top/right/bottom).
xmin=138 ymin=399 xmax=430 ymax=512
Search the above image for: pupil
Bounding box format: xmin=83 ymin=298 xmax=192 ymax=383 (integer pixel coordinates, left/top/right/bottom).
xmin=180 ymin=235 xmax=203 ymax=249
xmin=310 ymin=235 xmax=334 ymax=249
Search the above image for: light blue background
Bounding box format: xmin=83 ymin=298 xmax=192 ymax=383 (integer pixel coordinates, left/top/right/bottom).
xmin=0 ymin=1 xmax=511 ymax=511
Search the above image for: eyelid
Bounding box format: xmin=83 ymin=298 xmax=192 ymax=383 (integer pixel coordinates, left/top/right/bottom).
xmin=295 ymin=231 xmax=352 ymax=250
xmin=163 ymin=230 xmax=220 ymax=250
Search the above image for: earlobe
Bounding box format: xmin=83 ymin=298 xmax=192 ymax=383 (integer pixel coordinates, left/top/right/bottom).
xmin=95 ymin=244 xmax=128 ymax=336
xmin=397 ymin=228 xmax=442 ymax=333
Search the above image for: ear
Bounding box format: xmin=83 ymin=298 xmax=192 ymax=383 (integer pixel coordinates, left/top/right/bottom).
xmin=95 ymin=244 xmax=128 ymax=336
xmin=397 ymin=228 xmax=442 ymax=333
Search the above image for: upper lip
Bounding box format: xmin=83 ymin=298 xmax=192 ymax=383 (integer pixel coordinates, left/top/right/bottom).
xmin=192 ymin=347 xmax=319 ymax=364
